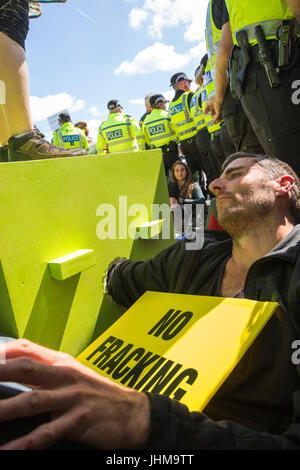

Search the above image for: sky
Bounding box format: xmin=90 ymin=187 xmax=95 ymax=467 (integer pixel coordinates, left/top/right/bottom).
xmin=26 ymin=0 xmax=210 ymax=142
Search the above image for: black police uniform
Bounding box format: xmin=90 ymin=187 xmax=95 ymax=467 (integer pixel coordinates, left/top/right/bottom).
xmin=223 ymin=2 xmax=300 ymax=175
xmin=219 ymin=1 xmax=264 ymax=154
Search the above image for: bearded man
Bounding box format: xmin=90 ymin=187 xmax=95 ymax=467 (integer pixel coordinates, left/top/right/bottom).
xmin=1 ymin=153 xmax=300 ymax=450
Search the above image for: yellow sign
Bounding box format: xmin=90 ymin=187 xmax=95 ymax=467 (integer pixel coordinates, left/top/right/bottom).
xmin=77 ymin=291 xmax=279 ymax=411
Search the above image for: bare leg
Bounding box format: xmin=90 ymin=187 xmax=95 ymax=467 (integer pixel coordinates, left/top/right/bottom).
xmin=0 ymin=104 xmax=10 ymax=145
xmin=0 ymin=32 xmax=33 ymax=140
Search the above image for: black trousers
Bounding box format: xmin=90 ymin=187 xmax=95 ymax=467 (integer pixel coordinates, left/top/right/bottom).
xmin=236 ymin=39 xmax=300 ymax=176
xmin=162 ymin=148 xmax=179 ymax=176
xmin=0 ymin=0 xmax=29 ymax=50
xmin=222 ymin=86 xmax=265 ymax=154
xmin=209 ymin=124 xmax=236 ymax=171
xmin=180 ymin=136 xmax=204 ymax=175
xmin=195 ymin=127 xmax=220 ymax=184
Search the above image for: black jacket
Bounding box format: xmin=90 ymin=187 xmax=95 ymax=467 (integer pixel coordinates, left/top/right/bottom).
xmin=107 ymin=226 xmax=300 ymax=449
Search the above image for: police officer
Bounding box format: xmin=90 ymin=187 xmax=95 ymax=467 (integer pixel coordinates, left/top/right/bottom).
xmin=205 ymin=0 xmax=264 ymax=155
xmin=206 ymin=0 xmax=300 ymax=175
xmin=142 ymin=94 xmax=178 ymax=176
xmin=191 ymin=60 xmax=221 ymax=185
xmin=139 ymin=93 xmax=155 ymax=128
xmin=202 ymin=0 xmax=235 ymax=168
xmin=96 ymin=100 xmax=145 ymax=154
xmin=53 ymin=112 xmax=89 ymax=152
xmin=168 ymin=72 xmax=206 ymax=185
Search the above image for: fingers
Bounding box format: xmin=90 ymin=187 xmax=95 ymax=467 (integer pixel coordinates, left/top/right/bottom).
xmin=2 ymin=339 xmax=72 ymax=365
xmin=0 ymin=387 xmax=69 ymax=422
xmin=0 ymin=356 xmax=78 ymax=389
xmin=0 ymin=411 xmax=77 ymax=450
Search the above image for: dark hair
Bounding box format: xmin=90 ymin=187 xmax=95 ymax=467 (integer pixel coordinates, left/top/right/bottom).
xmin=171 ymin=160 xmax=194 ymax=199
xmin=75 ymin=121 xmax=89 ymax=136
xmin=221 ymin=152 xmax=300 ymax=223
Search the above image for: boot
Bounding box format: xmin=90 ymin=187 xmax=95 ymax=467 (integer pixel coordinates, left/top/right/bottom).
xmin=0 ymin=145 xmax=8 ymax=162
xmin=8 ymin=128 xmax=87 ymax=161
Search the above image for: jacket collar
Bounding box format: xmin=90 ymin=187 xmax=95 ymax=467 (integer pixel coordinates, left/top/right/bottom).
xmin=262 ymin=224 xmax=300 ymax=262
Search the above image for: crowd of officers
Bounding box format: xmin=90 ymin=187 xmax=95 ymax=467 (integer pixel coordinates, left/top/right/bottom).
xmin=53 ymin=67 xmax=236 ymax=198
xmin=53 ymin=0 xmax=300 ymax=196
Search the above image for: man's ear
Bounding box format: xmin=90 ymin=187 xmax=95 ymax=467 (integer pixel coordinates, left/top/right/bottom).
xmin=275 ymin=175 xmax=295 ymax=196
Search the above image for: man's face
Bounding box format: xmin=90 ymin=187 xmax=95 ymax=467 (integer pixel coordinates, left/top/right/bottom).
xmin=209 ymin=157 xmax=277 ymax=237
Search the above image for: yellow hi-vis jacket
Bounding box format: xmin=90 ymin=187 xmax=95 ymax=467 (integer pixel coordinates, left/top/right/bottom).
xmin=201 ymin=61 xmax=222 ymax=134
xmin=142 ymin=109 xmax=177 ymax=148
xmin=203 ymin=0 xmax=223 ymax=134
xmin=96 ymin=113 xmax=145 ymax=154
xmin=168 ymin=91 xmax=198 ymax=141
xmin=190 ymin=89 xmax=207 ymax=131
xmin=225 ymin=0 xmax=299 ymax=45
xmin=53 ymin=122 xmax=88 ymax=150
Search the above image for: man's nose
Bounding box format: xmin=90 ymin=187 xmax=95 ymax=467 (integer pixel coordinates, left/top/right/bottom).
xmin=208 ymin=176 xmax=224 ymax=196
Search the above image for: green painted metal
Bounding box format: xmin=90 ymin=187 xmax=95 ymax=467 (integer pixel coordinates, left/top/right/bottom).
xmin=0 ymin=151 xmax=175 ymax=356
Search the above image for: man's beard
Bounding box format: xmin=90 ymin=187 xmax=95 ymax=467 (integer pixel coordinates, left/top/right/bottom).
xmin=217 ymin=188 xmax=275 ymax=239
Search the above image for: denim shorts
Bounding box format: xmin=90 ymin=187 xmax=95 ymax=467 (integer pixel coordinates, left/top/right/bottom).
xmin=0 ymin=0 xmax=29 ymax=50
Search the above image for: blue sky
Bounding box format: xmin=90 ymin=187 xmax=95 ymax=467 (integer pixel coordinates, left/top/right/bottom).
xmin=27 ymin=0 xmax=209 ymax=141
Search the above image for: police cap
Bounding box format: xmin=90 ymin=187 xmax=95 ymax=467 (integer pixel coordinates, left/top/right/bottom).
xmin=149 ymin=94 xmax=170 ymax=107
xmin=107 ymin=100 xmax=123 ymax=110
xmin=170 ymin=72 xmax=192 ymax=87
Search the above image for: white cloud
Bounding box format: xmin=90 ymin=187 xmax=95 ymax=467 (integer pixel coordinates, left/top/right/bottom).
xmin=189 ymin=41 xmax=206 ymax=60
xmin=87 ymin=119 xmax=101 ymax=142
xmin=30 ymin=93 xmax=86 ymax=122
xmin=71 ymin=99 xmax=86 ymax=113
xmin=115 ymin=42 xmax=190 ymax=75
xmin=129 ymin=98 xmax=145 ymax=105
xmin=126 ymin=0 xmax=209 ymax=43
xmin=89 ymin=106 xmax=102 ymax=117
xmin=129 ymin=8 xmax=149 ymax=28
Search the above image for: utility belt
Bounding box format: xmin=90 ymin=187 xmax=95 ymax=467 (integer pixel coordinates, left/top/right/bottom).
xmin=229 ymin=18 xmax=300 ymax=99
xmin=151 ymin=140 xmax=178 ymax=153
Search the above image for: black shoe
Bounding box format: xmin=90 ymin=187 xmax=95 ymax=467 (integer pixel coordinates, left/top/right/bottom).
xmin=0 ymin=145 xmax=8 ymax=162
xmin=8 ymin=129 xmax=87 ymax=161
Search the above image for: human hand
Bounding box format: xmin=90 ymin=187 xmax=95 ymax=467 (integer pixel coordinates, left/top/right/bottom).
xmin=204 ymin=98 xmax=222 ymax=124
xmin=0 ymin=339 xmax=150 ymax=450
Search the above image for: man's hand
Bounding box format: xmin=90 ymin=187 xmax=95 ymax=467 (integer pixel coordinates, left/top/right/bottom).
xmin=204 ymin=98 xmax=222 ymax=124
xmin=0 ymin=339 xmax=150 ymax=450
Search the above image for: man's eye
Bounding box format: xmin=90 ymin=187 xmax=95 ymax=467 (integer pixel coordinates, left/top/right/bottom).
xmin=230 ymin=172 xmax=241 ymax=178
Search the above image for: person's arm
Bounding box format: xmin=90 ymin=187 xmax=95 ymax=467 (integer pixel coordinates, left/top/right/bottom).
xmin=96 ymin=128 xmax=107 ymax=154
xmin=132 ymin=118 xmax=146 ymax=150
xmin=52 ymin=131 xmax=59 ymax=148
xmin=144 ymin=392 xmax=300 ymax=450
xmin=141 ymin=122 xmax=151 ymax=147
xmin=286 ymin=0 xmax=300 ymax=23
xmin=204 ymin=21 xmax=233 ymax=123
xmin=1 ymin=340 xmax=300 ymax=450
xmin=0 ymin=340 xmax=150 ymax=450
xmin=181 ymin=183 xmax=205 ymax=205
xmin=80 ymin=131 xmax=89 ymax=151
xmin=105 ymin=240 xmax=185 ymax=308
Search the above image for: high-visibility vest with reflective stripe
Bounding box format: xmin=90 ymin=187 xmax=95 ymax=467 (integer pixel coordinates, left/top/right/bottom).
xmin=190 ymin=89 xmax=206 ymax=131
xmin=142 ymin=109 xmax=177 ymax=148
xmin=53 ymin=122 xmax=88 ymax=150
xmin=225 ymin=0 xmax=296 ymax=45
xmin=205 ymin=0 xmax=222 ymax=79
xmin=201 ymin=62 xmax=222 ymax=133
xmin=96 ymin=113 xmax=145 ymax=154
xmin=169 ymin=92 xmax=198 ymax=141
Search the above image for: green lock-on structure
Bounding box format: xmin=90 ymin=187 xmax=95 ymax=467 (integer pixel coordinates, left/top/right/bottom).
xmin=0 ymin=150 xmax=175 ymax=356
